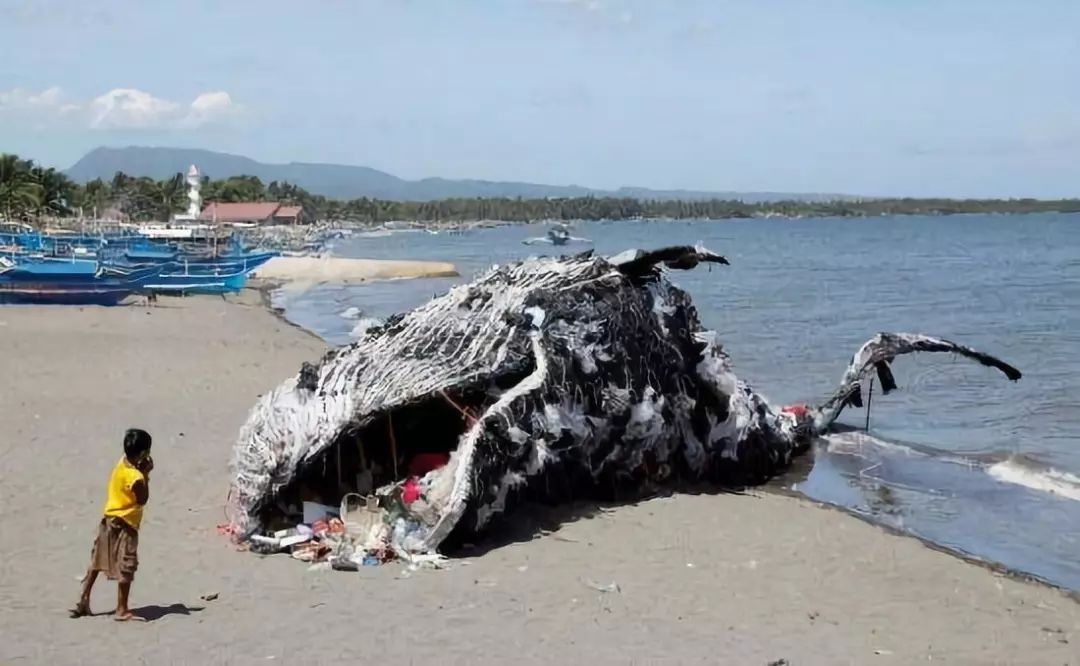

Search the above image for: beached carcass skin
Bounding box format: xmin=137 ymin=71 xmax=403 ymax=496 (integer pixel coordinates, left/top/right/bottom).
xmin=227 ymin=245 xmax=1021 ymax=558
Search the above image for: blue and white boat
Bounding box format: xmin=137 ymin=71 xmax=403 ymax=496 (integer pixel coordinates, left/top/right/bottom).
xmin=142 ymin=266 xmax=250 ymax=295
xmin=0 ymin=263 xmax=163 ymax=306
xmin=5 ymin=256 xmax=100 ymax=277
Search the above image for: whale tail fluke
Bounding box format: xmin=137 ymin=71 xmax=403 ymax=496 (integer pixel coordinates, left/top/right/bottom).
xmin=812 ymin=332 xmax=1022 ymax=433
xmin=610 ymin=243 xmax=729 ymax=282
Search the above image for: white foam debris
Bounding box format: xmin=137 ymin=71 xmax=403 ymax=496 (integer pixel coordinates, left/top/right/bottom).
xmin=349 ymin=317 xmax=383 ymax=339
xmin=607 ymin=248 xmax=642 ymax=265
xmin=824 ymin=431 xmax=927 ymax=457
xmin=524 ymin=306 xmax=546 ymax=328
xmin=988 ymin=460 xmax=1080 ymax=502
xmin=507 ymin=426 xmax=529 ymax=445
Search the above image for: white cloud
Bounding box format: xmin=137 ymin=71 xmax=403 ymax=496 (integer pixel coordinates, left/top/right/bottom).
xmin=0 ymin=86 xmax=242 ymax=130
xmin=181 ymin=91 xmax=240 ymax=128
xmin=89 ymin=89 xmax=181 ymax=129
xmin=1 ymin=86 xmax=66 ymax=110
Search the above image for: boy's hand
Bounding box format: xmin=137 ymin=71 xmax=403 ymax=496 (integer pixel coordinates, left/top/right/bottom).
xmin=140 ymin=455 xmax=154 ymax=475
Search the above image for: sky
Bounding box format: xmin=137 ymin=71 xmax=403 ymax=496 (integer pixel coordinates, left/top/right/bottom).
xmin=1 ymin=0 xmax=1077 ymax=198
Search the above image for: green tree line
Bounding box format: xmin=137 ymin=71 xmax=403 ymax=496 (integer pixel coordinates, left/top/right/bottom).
xmin=3 ymin=152 xmax=1079 ymax=224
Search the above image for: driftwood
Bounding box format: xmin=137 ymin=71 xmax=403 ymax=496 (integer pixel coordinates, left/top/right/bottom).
xmin=227 ymin=245 xmax=1021 ymax=557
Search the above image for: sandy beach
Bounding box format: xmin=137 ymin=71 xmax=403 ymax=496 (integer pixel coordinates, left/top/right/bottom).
xmin=1 ymin=294 xmax=1077 ymax=665
xmin=252 ymin=255 xmax=459 ymax=284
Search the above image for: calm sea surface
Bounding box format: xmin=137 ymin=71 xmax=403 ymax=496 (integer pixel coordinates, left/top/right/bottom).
xmin=274 ymin=214 xmax=1080 ymax=590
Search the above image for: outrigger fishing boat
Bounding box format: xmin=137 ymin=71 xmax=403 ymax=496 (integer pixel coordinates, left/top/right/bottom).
xmin=4 ymin=232 xmax=277 ymax=294
xmin=0 ymin=262 xmax=164 ymax=306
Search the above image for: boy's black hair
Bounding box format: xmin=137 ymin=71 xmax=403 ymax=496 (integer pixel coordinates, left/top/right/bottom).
xmin=123 ymin=428 xmax=152 ymax=461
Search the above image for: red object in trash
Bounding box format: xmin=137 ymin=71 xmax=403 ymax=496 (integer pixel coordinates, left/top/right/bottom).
xmin=408 ymin=452 xmax=450 ymax=477
xmin=402 ymin=477 xmax=421 ymax=504
xmin=781 ymin=404 xmax=808 ymax=417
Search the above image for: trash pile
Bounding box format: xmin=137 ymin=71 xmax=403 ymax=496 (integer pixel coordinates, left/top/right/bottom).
xmin=238 ymin=453 xmax=453 ymax=572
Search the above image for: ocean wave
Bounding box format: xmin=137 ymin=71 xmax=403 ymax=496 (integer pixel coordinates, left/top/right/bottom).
xmin=350 ymin=317 xmax=383 ymax=339
xmin=823 ymin=431 xmax=1080 ymax=502
xmin=987 ymin=458 xmax=1080 ymax=501
xmin=823 ymin=431 xmax=930 ymax=457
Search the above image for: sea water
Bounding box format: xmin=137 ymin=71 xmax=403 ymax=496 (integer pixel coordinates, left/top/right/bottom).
xmin=273 ymin=213 xmax=1080 ymax=590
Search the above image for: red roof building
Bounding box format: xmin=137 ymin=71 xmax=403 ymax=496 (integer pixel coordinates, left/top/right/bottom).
xmin=200 ymin=202 xmax=306 ymax=225
xmin=273 ymin=205 xmax=304 ymax=224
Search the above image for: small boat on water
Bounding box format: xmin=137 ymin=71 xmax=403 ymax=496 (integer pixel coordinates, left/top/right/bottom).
xmin=521 ymin=223 xmax=593 ymax=246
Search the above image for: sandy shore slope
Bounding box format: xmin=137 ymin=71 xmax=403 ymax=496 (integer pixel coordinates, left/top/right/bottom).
xmin=252 ymin=255 xmax=459 ymax=283
xmin=0 ymin=295 xmax=1076 ymax=665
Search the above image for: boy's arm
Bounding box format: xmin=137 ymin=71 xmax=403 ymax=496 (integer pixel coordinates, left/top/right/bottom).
xmin=132 ymin=478 xmax=149 ymax=505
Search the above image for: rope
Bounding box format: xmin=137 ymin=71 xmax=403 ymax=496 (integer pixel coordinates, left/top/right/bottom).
xmin=438 ymin=389 xmax=479 ymax=426
xmin=387 ymin=411 xmax=399 ymax=480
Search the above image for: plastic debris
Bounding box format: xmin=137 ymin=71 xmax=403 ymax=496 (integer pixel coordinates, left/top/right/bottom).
xmin=279 ymin=534 xmax=311 ymax=548
xmin=582 ymin=579 xmax=620 ymax=594
xmin=250 ymin=534 xmax=280 ymax=548
xmin=331 ymin=558 xmax=359 ymax=572
xmin=291 ymin=542 xmax=330 ymax=562
xmin=402 ymin=478 xmax=421 ymax=504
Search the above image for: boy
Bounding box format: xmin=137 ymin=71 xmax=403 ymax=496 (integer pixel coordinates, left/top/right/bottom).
xmin=70 ymin=428 xmax=154 ymax=621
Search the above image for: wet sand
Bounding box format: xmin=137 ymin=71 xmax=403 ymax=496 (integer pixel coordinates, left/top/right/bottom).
xmin=0 ymin=294 xmax=1077 ymax=665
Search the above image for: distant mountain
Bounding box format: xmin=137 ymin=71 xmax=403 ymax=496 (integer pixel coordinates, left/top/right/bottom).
xmin=65 ymin=146 xmax=852 ymax=203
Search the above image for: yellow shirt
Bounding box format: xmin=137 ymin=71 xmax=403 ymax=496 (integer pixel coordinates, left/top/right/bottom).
xmin=102 ymin=457 xmax=146 ymax=530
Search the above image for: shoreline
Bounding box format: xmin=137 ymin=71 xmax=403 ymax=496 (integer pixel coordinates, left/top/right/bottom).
xmin=770 ymin=477 xmax=1080 ymax=603
xmin=1 ymin=295 xmax=1077 ymax=663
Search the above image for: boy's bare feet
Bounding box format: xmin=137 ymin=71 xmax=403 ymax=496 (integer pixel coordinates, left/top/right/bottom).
xmin=68 ymin=600 xmax=91 ymax=618
xmin=114 ymin=610 xmax=146 ymax=622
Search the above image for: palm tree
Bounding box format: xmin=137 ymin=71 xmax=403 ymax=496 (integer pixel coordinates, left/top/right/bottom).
xmin=0 ymin=153 xmax=44 ymax=221
xmin=78 ymin=179 xmax=113 ymax=218
xmin=30 ymin=166 xmax=75 ymax=217
xmin=154 ymin=172 xmax=187 ymax=220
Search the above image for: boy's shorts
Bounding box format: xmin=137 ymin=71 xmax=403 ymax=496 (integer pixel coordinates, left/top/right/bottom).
xmin=88 ymin=517 xmax=139 ymax=582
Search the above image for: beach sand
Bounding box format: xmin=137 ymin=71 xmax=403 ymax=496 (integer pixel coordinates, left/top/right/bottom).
xmin=252 ymin=255 xmax=459 ymax=283
xmin=0 ymin=295 xmax=1077 ymax=665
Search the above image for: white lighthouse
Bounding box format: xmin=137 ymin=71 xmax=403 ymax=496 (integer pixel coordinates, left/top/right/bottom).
xmin=185 ymin=164 xmax=202 ymax=218
xmin=143 ymin=164 xmax=211 ymax=238
xmin=170 ymin=164 xmax=203 ymax=223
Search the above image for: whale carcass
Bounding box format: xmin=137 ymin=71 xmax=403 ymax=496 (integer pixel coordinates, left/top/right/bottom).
xmin=227 ymin=245 xmax=1021 ymax=562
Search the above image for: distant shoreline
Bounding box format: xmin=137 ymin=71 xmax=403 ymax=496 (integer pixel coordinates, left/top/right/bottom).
xmin=5 ymin=150 xmax=1080 ymax=226
xmin=307 ymin=207 xmax=1080 ymax=231
xmin=292 ymin=196 xmax=1080 ymax=226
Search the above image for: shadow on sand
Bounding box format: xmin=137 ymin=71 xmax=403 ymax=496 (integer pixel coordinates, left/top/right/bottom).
xmin=444 ymin=478 xmax=764 ymax=560
xmin=131 ymin=603 xmax=205 ymax=622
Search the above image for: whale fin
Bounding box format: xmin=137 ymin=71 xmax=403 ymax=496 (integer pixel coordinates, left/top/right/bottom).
xmin=813 ymin=332 xmax=1021 ymax=432
xmin=612 ymin=244 xmax=729 ymax=281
